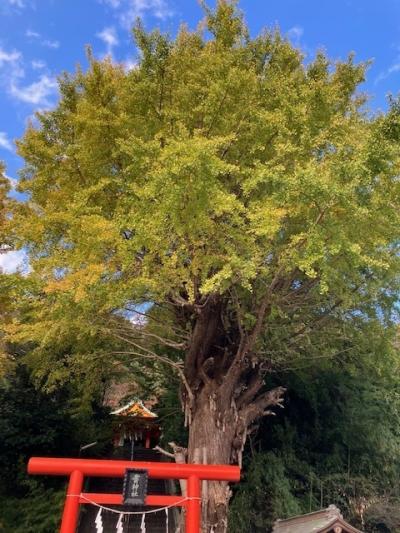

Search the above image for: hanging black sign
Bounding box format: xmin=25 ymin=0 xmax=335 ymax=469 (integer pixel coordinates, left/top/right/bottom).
xmin=122 ymin=468 xmax=148 ymax=506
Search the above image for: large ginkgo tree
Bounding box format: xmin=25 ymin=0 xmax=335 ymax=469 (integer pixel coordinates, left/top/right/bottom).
xmin=7 ymin=2 xmax=400 ymax=530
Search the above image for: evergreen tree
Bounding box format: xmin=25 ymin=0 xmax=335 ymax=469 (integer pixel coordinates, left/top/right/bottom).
xmin=230 ymin=326 xmax=400 ymax=531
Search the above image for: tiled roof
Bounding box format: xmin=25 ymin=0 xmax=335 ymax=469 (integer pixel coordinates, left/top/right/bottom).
xmin=111 ymin=399 xmax=157 ymax=418
xmin=272 ymin=505 xmax=363 ymax=533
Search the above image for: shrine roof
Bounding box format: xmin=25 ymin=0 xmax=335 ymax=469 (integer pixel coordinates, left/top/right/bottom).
xmin=111 ymin=399 xmax=157 ymax=418
xmin=272 ymin=505 xmax=363 ymax=533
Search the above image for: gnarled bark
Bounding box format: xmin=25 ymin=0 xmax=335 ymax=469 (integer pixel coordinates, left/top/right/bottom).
xmin=167 ymin=291 xmax=285 ymax=531
xmin=185 ymin=375 xmax=285 ymax=532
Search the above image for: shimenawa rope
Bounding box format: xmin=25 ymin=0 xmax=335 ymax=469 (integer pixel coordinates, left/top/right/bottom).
xmin=67 ymin=493 xmax=201 ymax=515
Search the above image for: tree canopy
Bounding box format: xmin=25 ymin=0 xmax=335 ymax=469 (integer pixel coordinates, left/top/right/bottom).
xmin=11 ymin=3 xmax=400 ymax=344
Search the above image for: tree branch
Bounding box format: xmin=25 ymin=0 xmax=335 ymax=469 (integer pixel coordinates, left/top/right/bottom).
xmin=154 ymin=445 xmax=175 ymax=459
xmin=113 ymin=324 xmax=187 ymax=349
xmin=287 ymin=298 xmax=343 ymax=346
xmin=119 ymin=307 xmax=189 ymax=337
xmin=240 ymin=386 xmax=286 ymax=426
xmin=112 ymin=333 xmax=194 ymax=402
xmin=224 ymin=268 xmax=284 ymax=394
xmin=236 ymin=370 xmax=264 ymax=409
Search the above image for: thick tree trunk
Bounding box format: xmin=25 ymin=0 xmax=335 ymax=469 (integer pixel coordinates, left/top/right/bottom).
xmin=187 ymin=384 xmax=238 ymax=533
xmin=170 ymin=293 xmax=285 ymax=531
xmin=184 ymin=380 xmax=285 ymax=532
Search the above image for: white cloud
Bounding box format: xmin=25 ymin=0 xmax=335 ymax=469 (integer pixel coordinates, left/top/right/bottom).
xmin=287 ymin=26 xmax=304 ymax=42
xmin=100 ymin=0 xmax=173 ymax=29
xmin=25 ymin=30 xmax=60 ymax=49
xmin=0 ymin=45 xmax=24 ymax=83
xmin=122 ymin=0 xmax=172 ymax=26
xmin=31 ymin=59 xmax=46 ymax=70
xmin=10 ymin=74 xmax=58 ymax=106
xmin=0 ymin=132 xmax=13 ymax=152
xmin=388 ymin=63 xmax=400 ymax=74
xmin=129 ymin=312 xmax=147 ymax=326
xmin=42 ymin=39 xmax=60 ymax=49
xmin=7 ymin=0 xmax=25 ymax=8
xmin=97 ymin=26 xmax=119 ymax=56
xmin=0 ymin=45 xmax=56 ymax=108
xmin=0 ymin=250 xmax=28 ymax=274
xmin=102 ymin=0 xmax=121 ymax=8
xmin=26 ymin=29 xmax=40 ymax=38
xmin=4 ymin=173 xmax=17 ymax=189
xmin=123 ymin=57 xmax=137 ymax=71
xmin=375 ymin=60 xmax=400 ymax=85
xmin=0 ymin=47 xmax=21 ymax=67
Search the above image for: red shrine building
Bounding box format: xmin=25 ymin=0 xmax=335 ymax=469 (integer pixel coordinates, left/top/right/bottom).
xmin=111 ymin=399 xmax=161 ymax=449
xmin=28 ymin=398 xmax=241 ymax=533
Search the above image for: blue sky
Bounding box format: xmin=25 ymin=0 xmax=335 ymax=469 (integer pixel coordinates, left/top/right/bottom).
xmin=1 ymin=0 xmax=400 ymax=271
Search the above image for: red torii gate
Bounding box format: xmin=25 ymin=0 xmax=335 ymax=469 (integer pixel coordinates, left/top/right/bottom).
xmin=28 ymin=457 xmax=240 ymax=533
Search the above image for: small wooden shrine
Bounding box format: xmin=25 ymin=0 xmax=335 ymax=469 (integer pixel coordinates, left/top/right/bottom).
xmin=111 ymin=399 xmax=160 ymax=449
xmin=272 ymin=505 xmax=363 ymax=533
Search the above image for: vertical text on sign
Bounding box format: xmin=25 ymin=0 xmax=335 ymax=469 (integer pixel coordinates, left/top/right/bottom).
xmin=123 ymin=469 xmax=148 ymax=505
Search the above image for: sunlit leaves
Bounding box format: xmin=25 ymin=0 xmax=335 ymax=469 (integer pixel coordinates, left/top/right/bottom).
xmin=5 ymin=0 xmax=400 ymax=390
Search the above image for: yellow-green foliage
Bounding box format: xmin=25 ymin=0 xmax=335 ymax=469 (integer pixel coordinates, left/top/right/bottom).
xmin=8 ymin=2 xmax=400 ymax=357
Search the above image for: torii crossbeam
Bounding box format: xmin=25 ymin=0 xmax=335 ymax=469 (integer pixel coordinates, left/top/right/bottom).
xmin=28 ymin=457 xmax=240 ymax=533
